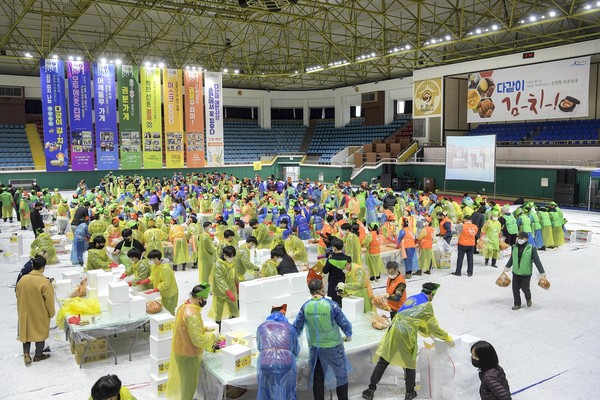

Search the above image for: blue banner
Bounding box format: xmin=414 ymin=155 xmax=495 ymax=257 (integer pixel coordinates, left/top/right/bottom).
xmin=40 ymin=59 xmax=68 ymax=171
xmin=93 ymin=63 xmax=119 ymax=170
xmin=67 ymin=61 xmax=95 ymax=171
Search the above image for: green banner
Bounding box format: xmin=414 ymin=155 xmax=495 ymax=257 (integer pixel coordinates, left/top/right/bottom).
xmin=117 ymin=65 xmax=142 ymax=169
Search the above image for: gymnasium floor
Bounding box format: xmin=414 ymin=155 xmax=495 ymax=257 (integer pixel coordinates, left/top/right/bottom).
xmin=1 ymin=207 xmax=598 ymax=400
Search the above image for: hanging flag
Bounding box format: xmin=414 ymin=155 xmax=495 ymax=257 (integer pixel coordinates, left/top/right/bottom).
xmin=163 ymin=68 xmax=184 ymax=169
xmin=184 ymin=69 xmax=205 ymax=168
xmin=141 ymin=66 xmax=163 ymax=168
xmin=93 ymin=63 xmax=119 ymax=170
xmin=67 ymin=60 xmax=94 ymax=171
xmin=117 ymin=65 xmax=142 ymax=169
xmin=40 ymin=59 xmax=68 ymax=171
xmin=204 ymin=72 xmax=224 ymax=166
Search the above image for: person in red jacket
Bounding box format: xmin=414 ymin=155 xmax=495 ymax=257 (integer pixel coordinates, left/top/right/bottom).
xmin=452 ymin=214 xmax=479 ymax=277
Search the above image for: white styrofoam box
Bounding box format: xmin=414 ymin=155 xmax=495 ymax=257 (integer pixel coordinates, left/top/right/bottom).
xmin=108 ymin=299 xmax=129 ymax=321
xmin=86 ymin=270 xmax=103 ymax=288
xmin=129 ymin=295 xmax=146 ymax=318
xmin=150 ymin=355 xmax=170 ymax=377
xmin=240 ymin=299 xmax=270 ymax=322
xmin=287 ymin=271 xmax=309 ymax=293
xmin=287 ymin=292 xmax=309 ymax=312
xmin=19 ymin=254 xmax=30 ymax=264
xmin=342 ymin=296 xmax=365 ymax=320
xmin=260 ymin=276 xmax=288 ymax=296
xmin=150 ymin=373 xmax=168 ymax=398
xmin=109 ymin=281 xmax=130 ymax=303
xmin=220 ymin=317 xmax=248 ymax=334
xmin=221 ymin=343 xmax=252 ymax=375
xmin=150 ymin=335 xmax=172 ymax=360
xmin=255 ymin=248 xmax=271 ymax=262
xmin=62 ymin=270 xmax=81 ymax=287
xmin=225 ymin=329 xmax=253 ymax=348
xmin=204 ymin=320 xmax=219 ymax=334
xmin=140 ymin=290 xmax=161 ymax=302
xmin=86 ymin=286 xmax=98 ymax=299
xmin=150 ymin=314 xmax=176 ymax=339
xmin=98 ymin=295 xmax=108 ymax=312
xmin=54 ymin=279 xmax=72 ymax=298
xmin=239 ymin=279 xmax=263 ymax=304
xmin=245 ymin=319 xmax=263 ymax=334
xmin=96 ymin=272 xmax=114 ymax=297
xmin=456 ymin=334 xmax=480 ymax=348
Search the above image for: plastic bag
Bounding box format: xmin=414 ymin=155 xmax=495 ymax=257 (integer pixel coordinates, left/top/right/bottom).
xmin=372 ymin=295 xmax=391 ymax=311
xmin=57 ymin=297 xmax=101 ymax=328
xmin=538 ymin=278 xmax=551 ymax=290
xmin=499 ymin=240 xmax=509 ymax=250
xmin=476 ymin=238 xmax=485 ymax=250
xmin=146 ymin=300 xmax=163 ymax=314
xmin=495 ymin=272 xmax=511 ymax=287
xmin=71 ymin=278 xmax=88 ymax=297
xmin=370 ymin=312 xmax=390 ymax=330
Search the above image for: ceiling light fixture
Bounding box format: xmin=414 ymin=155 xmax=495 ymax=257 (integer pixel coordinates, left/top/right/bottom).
xmin=491 ymin=24 xmax=499 ymax=31
xmin=52 ymin=54 xmax=58 ymax=59
xmin=144 ymin=61 xmax=151 ymax=67
xmin=115 ymin=59 xmax=121 ymax=65
xmin=100 ymin=57 xmax=107 ymax=64
xmin=25 ymin=52 xmax=32 ymax=58
xmin=223 ymin=68 xmax=229 ymax=73
xmin=158 ymin=62 xmax=165 ymax=68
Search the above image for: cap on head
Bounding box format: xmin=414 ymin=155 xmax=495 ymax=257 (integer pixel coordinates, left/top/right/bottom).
xmin=518 ymin=231 xmax=529 ymax=239
xmin=191 ymin=282 xmax=211 ymax=299
xmin=282 ymin=229 xmax=293 ymax=240
xmin=422 ymin=282 xmax=440 ymax=295
xmin=271 ymin=304 xmax=287 ymax=315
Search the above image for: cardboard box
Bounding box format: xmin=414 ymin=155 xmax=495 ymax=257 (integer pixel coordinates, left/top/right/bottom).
xmin=149 ymin=335 xmax=172 ymax=359
xmin=150 ymin=373 xmax=168 ymax=398
xmin=239 ymin=280 xmax=263 ymax=303
xmin=75 ymin=352 xmax=108 ymax=365
xmin=54 ymin=279 xmax=72 ymax=298
xmin=220 ymin=317 xmax=248 ymax=334
xmin=363 ymin=144 xmax=373 ymax=153
xmin=109 ymin=281 xmax=130 ymax=303
xmin=354 ymin=153 xmax=364 ymax=167
xmin=564 ymin=229 xmax=576 ymax=242
xmin=379 ymin=152 xmax=391 ymax=159
xmin=576 ymin=230 xmax=592 ymax=242
xmin=149 ymin=355 xmax=170 ymax=377
xmin=129 ymin=295 xmax=146 ymax=318
xmin=108 ymin=299 xmax=129 ymax=321
xmin=225 ymin=329 xmax=253 ymax=348
xmin=287 ymin=271 xmax=309 ymax=293
xmin=342 ymin=296 xmax=365 ymax=320
xmin=70 ymin=338 xmax=107 ymax=355
xmin=221 ymin=344 xmax=252 ymax=375
xmin=376 ymin=143 xmax=387 ymax=152
xmin=150 ymin=314 xmax=176 ymax=339
xmin=62 ymin=271 xmax=81 ymax=287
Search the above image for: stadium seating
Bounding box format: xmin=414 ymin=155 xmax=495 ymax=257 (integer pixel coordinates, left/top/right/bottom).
xmin=0 ymin=124 xmax=34 ymax=168
xmin=308 ymin=115 xmax=412 ymax=163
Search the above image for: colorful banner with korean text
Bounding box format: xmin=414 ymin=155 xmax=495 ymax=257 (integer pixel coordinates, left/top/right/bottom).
xmin=163 ymin=68 xmax=184 ymax=168
xmin=67 ymin=61 xmax=94 ymax=171
xmin=204 ymin=72 xmax=224 ymax=166
xmin=467 ymin=57 xmax=591 ymax=123
xmin=141 ymin=66 xmax=163 ymax=168
xmin=40 ymin=59 xmax=68 ymax=171
xmin=117 ymin=65 xmax=142 ymax=169
xmin=413 ymin=78 xmax=443 ymax=117
xmin=184 ymin=69 xmax=205 ymax=167
xmin=93 ymin=63 xmax=119 ymax=170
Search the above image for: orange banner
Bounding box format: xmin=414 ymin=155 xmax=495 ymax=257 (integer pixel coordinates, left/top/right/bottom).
xmin=184 ymin=69 xmax=205 ymax=168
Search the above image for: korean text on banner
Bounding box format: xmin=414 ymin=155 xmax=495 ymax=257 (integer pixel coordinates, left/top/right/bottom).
xmin=94 ymin=63 xmax=119 ymax=170
xmin=67 ymin=61 xmax=94 ymax=171
xmin=204 ymin=72 xmax=224 ymax=167
xmin=184 ymin=69 xmax=205 ymax=168
xmin=467 ymin=57 xmax=591 ymax=123
xmin=40 ymin=59 xmax=69 ymax=171
xmin=117 ymin=65 xmax=142 ymax=169
xmin=413 ymin=78 xmax=443 ymax=117
xmin=163 ymin=68 xmax=184 ymax=169
xmin=141 ymin=66 xmax=163 ymax=168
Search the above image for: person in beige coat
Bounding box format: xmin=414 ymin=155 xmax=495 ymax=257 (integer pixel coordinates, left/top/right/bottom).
xmin=16 ymin=256 xmax=55 ymax=365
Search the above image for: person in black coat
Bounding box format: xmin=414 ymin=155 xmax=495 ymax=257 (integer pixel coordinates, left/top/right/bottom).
xmin=321 ymin=239 xmax=351 ymax=307
xmin=71 ymin=201 xmax=91 ymax=233
xmin=471 ymin=205 xmax=486 ymax=254
xmin=30 ymin=202 xmax=45 ymax=237
xmin=272 ymin=245 xmax=298 ymax=275
xmin=471 ymin=341 xmax=512 ymax=400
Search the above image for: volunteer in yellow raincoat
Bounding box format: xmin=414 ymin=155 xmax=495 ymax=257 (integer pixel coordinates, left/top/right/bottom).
xmin=198 ymin=221 xmax=216 ymax=283
xmin=119 ymin=248 xmax=153 ymax=291
xmin=166 ymin=283 xmax=216 ymax=400
xmin=339 ymin=262 xmax=373 ymax=312
xmin=481 ymin=212 xmax=502 ymax=267
xmin=283 ymin=230 xmax=309 ymax=266
xmin=186 ymin=215 xmax=200 ymax=268
xmin=143 ymin=250 xmax=179 ymax=315
xmin=362 ymin=283 xmax=453 ymax=400
xmin=236 ymin=236 xmax=258 ymax=282
xmin=169 ymin=218 xmax=188 ymax=271
xmin=143 ymin=219 xmax=165 ymax=254
xmin=363 ymin=223 xmax=384 ymax=281
xmin=261 ymin=250 xmax=280 ymax=278
xmin=210 ymin=246 xmax=239 ymax=328
xmin=341 ymin=223 xmax=362 ymax=267
xmin=86 ymin=236 xmax=115 ymax=271
xmin=90 ymin=375 xmax=137 ymax=400
xmin=250 ymin=218 xmax=273 ymax=249
xmin=88 ymin=216 xmax=108 ymax=242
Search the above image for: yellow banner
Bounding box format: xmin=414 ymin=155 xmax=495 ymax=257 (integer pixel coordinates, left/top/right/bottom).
xmin=413 ymin=78 xmax=443 ymax=117
xmin=141 ymin=66 xmax=163 ymax=168
xmin=163 ymin=68 xmax=184 ymax=168
xmin=253 ymin=161 xmax=262 ymax=171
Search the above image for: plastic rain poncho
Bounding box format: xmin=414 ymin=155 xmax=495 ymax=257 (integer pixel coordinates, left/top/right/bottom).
xmin=129 ymin=259 xmax=152 ymax=290
xmin=293 ymin=297 xmax=352 ymax=391
xmin=198 ymin=232 xmax=216 ymax=284
xmin=257 ymin=312 xmax=301 ymax=400
xmin=374 ymin=293 xmax=451 ymax=369
xmin=30 ymin=232 xmax=58 ymax=263
xmin=88 ymin=219 xmax=108 ymax=242
xmin=284 ymin=235 xmax=309 ymax=265
xmin=261 ymin=258 xmax=279 ymax=278
xmin=143 ymin=227 xmax=165 ymax=254
xmin=169 ymin=224 xmax=188 ymax=266
xmin=343 ymin=263 xmax=373 ymax=312
xmin=254 ymin=223 xmax=273 ymax=249
xmin=86 ymin=248 xmax=111 ymax=271
xmin=71 ymin=223 xmax=89 ymax=265
xmin=343 ymin=233 xmax=362 ymax=267
xmin=186 ymin=222 xmax=200 ymax=264
xmin=150 ymin=263 xmax=179 ymax=315
xmin=208 ymin=258 xmax=239 ymax=321
xmin=166 ymin=301 xmax=215 ymax=400
xmin=481 ymin=220 xmax=501 ymax=259
xmin=235 ymin=245 xmax=256 ymax=282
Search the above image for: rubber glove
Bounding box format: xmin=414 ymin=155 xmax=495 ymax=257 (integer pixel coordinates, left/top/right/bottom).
xmin=109 ymin=262 xmax=119 ymax=268
xmin=540 ymin=273 xmax=546 ymax=279
xmin=446 ymin=337 xmax=455 ymax=347
xmin=144 ymin=288 xmax=160 ymax=295
xmin=127 ymin=281 xmax=132 ymax=287
xmin=136 ymin=278 xmax=151 ymax=286
xmin=343 ymin=336 xmax=352 ymax=342
xmin=119 ymin=273 xmax=128 ymax=280
xmin=226 ymin=290 xmax=236 ymax=302
xmin=336 ymin=282 xmax=345 ymax=291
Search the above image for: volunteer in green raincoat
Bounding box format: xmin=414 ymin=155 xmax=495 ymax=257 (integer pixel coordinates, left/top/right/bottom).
xmin=210 ymin=246 xmax=239 ymax=328
xmin=186 ymin=215 xmax=200 ymax=268
xmin=119 ymin=248 xmax=153 ymax=291
xmin=283 ymin=230 xmax=309 ymax=266
xmin=341 ymin=223 xmax=362 ymax=268
xmin=547 ymin=202 xmax=565 ymax=247
xmin=88 ymin=215 xmax=108 ymax=242
xmin=30 ymin=232 xmax=58 ymax=264
xmin=166 ymin=283 xmax=216 ymax=400
xmin=143 ymin=219 xmax=165 ymax=254
xmin=261 ymin=250 xmax=280 ymax=278
xmin=143 ymin=250 xmax=179 ymax=315
xmin=236 ymin=236 xmax=258 ymax=282
xmin=481 ymin=212 xmax=501 ymax=268
xmin=362 ymin=283 xmax=453 ymax=400
xmin=169 ymin=218 xmax=188 ymax=271
xmin=86 ymin=236 xmax=116 ymax=271
xmin=537 ymin=207 xmax=554 ymax=248
xmin=339 ymin=262 xmax=373 ymax=312
xmin=198 ymin=221 xmax=216 ymax=284
xmin=250 ymin=218 xmax=273 ymax=249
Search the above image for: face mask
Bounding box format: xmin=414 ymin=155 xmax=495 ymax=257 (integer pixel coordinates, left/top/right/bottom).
xmin=225 ymin=257 xmax=234 ymax=263
xmin=471 ymin=357 xmax=480 ymax=368
xmin=198 ymin=298 xmax=207 ymax=308
xmin=492 ymin=217 xmax=498 ymax=221
xmin=96 ymin=245 xmax=105 ymax=250
xmin=517 ymin=238 xmax=527 ymax=245
xmin=388 ymin=273 xmax=398 ymax=279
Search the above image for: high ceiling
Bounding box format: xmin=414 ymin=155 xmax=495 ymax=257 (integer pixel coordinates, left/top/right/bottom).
xmin=1 ymin=0 xmax=599 ymax=90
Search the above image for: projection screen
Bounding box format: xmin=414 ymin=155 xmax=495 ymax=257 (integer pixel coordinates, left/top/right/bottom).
xmin=445 ymin=135 xmax=496 ymax=183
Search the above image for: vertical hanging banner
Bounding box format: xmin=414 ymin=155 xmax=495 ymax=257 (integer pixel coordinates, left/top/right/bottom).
xmin=117 ymin=65 xmax=142 ymax=169
xmin=93 ymin=63 xmax=119 ymax=170
xmin=184 ymin=69 xmax=205 ymax=168
xmin=40 ymin=59 xmax=68 ymax=171
xmin=204 ymin=72 xmax=224 ymax=167
xmin=163 ymin=68 xmax=184 ymax=168
xmin=67 ymin=61 xmax=94 ymax=171
xmin=141 ymin=66 xmax=163 ymax=168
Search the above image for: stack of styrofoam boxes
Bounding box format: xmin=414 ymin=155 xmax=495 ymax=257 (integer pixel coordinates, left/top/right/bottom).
xmin=150 ymin=314 xmax=175 ymax=397
xmin=254 ymin=248 xmax=271 ymax=268
xmin=87 ymin=270 xmax=114 ymax=311
xmin=285 ymin=271 xmax=310 ymax=319
xmin=53 ymin=279 xmax=72 ymax=299
xmin=225 ymin=329 xmax=253 ymax=348
xmin=108 ymin=282 xmax=130 ymax=320
xmin=221 ymin=343 xmax=252 ymax=374
xmin=129 ymin=295 xmax=146 ymax=318
xmin=342 ymin=296 xmax=365 ymax=321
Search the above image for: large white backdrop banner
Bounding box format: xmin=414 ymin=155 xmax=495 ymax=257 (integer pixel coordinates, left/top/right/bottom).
xmin=204 ymin=72 xmax=224 ymax=166
xmin=467 ymin=56 xmax=590 ymax=123
xmin=445 ymin=135 xmax=496 ymax=182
